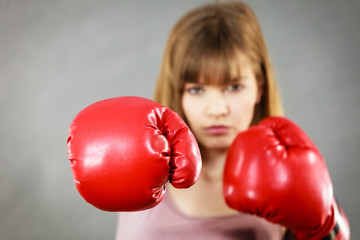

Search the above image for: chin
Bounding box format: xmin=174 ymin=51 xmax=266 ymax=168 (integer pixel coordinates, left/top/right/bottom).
xmin=203 ymin=139 xmax=234 ymax=151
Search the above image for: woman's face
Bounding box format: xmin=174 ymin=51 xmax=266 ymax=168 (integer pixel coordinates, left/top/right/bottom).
xmin=181 ymin=62 xmax=262 ymax=151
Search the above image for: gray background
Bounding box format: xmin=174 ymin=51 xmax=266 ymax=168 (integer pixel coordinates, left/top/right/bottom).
xmin=0 ymin=0 xmax=359 ymax=239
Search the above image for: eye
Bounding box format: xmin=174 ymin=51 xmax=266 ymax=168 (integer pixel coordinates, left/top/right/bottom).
xmin=226 ymin=84 xmax=244 ymax=92
xmin=185 ymin=85 xmax=204 ymax=95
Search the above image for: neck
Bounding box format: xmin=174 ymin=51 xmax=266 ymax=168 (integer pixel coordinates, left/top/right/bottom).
xmin=199 ymin=146 xmax=228 ymax=182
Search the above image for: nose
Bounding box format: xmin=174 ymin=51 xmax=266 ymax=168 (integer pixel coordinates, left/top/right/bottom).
xmin=205 ymin=90 xmax=229 ymax=118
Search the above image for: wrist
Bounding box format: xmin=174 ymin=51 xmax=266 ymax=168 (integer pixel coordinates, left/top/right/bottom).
xmin=292 ymin=198 xmax=349 ymax=240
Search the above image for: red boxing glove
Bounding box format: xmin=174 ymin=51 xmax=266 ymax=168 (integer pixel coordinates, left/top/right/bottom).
xmin=223 ymin=117 xmax=350 ymax=239
xmin=67 ymin=96 xmax=201 ymax=212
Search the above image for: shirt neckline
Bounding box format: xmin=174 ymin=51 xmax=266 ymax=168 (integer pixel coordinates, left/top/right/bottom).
xmin=163 ymin=191 xmax=245 ymax=222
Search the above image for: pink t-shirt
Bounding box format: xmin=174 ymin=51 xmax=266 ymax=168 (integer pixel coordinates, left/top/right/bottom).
xmin=115 ymin=194 xmax=284 ymax=240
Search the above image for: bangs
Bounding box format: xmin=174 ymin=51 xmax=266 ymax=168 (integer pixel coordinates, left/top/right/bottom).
xmin=178 ymin=20 xmax=247 ymax=86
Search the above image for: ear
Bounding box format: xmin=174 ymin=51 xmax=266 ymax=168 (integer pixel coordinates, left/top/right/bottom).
xmin=256 ymin=80 xmax=264 ymax=104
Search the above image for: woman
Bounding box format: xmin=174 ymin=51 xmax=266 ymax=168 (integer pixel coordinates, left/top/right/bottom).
xmin=113 ymin=1 xmax=349 ymax=239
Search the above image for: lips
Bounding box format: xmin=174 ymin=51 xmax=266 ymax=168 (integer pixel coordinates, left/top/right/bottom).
xmin=205 ymin=125 xmax=230 ymax=135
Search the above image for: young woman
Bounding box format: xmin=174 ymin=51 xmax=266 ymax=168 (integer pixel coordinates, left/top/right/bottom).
xmin=66 ymin=1 xmax=349 ymax=239
xmin=114 ymin=1 xmax=349 ymax=239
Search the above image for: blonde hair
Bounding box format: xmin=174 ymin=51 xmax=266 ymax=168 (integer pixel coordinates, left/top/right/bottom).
xmin=154 ymin=1 xmax=283 ymax=125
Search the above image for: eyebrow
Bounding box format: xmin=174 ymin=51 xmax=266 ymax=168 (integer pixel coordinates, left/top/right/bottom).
xmin=183 ymin=75 xmax=249 ymax=85
xmin=184 ymin=80 xmax=204 ymax=84
xmin=231 ymin=76 xmax=249 ymax=82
